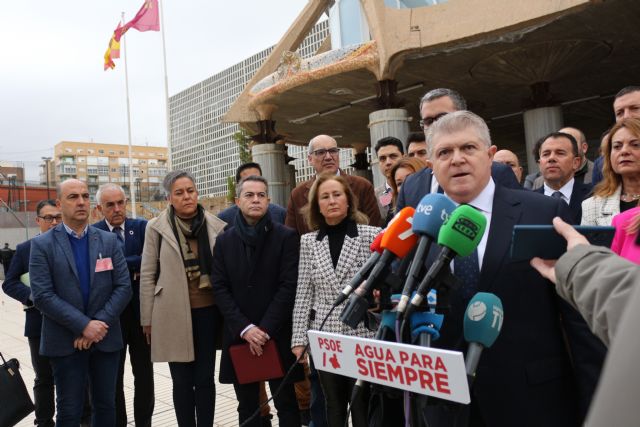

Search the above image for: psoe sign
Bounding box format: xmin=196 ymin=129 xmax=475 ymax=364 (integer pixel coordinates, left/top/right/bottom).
xmin=308 ymin=330 xmax=470 ymax=404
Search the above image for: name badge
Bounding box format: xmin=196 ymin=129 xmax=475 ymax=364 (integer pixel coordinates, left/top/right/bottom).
xmin=96 ymin=257 xmax=114 ymax=272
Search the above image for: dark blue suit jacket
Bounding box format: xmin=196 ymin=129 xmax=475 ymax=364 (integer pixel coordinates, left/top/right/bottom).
xmin=217 ymin=203 xmax=286 ymax=230
xmin=2 ymin=239 xmax=44 ymax=337
xmin=534 ymin=180 xmax=593 ymax=225
xmin=30 ymin=224 xmax=132 ymax=357
xmin=92 ymin=217 xmax=147 ymax=319
xmin=426 ymin=186 xmax=600 ymax=426
xmin=397 ymin=161 xmax=521 ymax=211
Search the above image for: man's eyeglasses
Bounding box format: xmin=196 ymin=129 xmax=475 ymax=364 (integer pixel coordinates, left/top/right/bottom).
xmin=419 ymin=112 xmax=449 ymax=129
xmin=311 ymin=148 xmax=340 ymax=158
xmin=38 ymin=215 xmax=62 ymax=223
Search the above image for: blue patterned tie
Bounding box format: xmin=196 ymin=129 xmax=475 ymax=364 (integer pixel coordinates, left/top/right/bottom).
xmin=113 ymin=226 xmax=125 ymax=248
xmin=455 ymin=248 xmax=480 ymax=300
xmin=551 ymin=191 xmax=565 ymax=203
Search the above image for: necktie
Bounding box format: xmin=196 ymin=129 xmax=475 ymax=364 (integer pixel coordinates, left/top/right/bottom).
xmin=551 ymin=191 xmax=564 ymax=202
xmin=113 ymin=226 xmax=125 ymax=247
xmin=455 ymin=248 xmax=480 ymax=300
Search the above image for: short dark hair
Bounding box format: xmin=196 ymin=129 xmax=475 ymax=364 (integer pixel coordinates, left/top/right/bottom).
xmin=539 ymin=132 xmax=580 ymax=157
xmin=235 ymin=162 xmax=262 ymax=183
xmin=36 ymin=199 xmax=57 ymax=216
xmin=406 ymin=132 xmax=426 ymax=144
xmin=236 ymin=175 xmax=268 ymax=198
xmin=419 ymin=88 xmax=467 ymax=112
xmin=615 ymin=86 xmax=640 ymax=100
xmin=374 ymin=136 xmax=404 ymax=155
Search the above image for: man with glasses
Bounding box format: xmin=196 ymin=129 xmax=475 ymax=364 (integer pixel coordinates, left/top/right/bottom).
xmin=3 ymin=200 xmax=61 ymax=427
xmin=93 ymin=183 xmax=154 ymax=427
xmin=285 ymin=134 xmax=382 ymax=235
xmin=397 ymin=88 xmax=521 ymax=210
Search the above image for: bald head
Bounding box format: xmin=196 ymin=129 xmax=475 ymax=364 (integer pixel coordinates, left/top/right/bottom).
xmin=308 ymin=134 xmax=339 ymax=174
xmin=558 ymin=127 xmax=587 ymax=159
xmin=493 ymin=149 xmax=523 ymax=182
xmin=56 ymin=179 xmax=90 ymax=229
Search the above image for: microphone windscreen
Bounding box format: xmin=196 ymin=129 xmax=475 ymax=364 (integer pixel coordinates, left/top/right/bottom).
xmin=464 ymin=292 xmax=504 ymax=348
xmin=437 ymin=204 xmax=487 ymax=257
xmin=370 ymin=231 xmax=384 ymax=253
xmin=381 ymin=207 xmax=418 ymax=258
xmin=412 ymin=194 xmax=456 ymax=238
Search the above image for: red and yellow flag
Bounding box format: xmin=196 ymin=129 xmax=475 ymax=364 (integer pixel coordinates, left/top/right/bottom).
xmin=103 ymin=0 xmax=159 ymax=71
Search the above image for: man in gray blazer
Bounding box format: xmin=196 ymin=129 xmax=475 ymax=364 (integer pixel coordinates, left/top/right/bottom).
xmin=30 ymin=179 xmax=131 ymax=427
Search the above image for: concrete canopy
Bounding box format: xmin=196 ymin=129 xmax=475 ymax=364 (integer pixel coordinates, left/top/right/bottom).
xmin=224 ymin=0 xmax=640 ymax=161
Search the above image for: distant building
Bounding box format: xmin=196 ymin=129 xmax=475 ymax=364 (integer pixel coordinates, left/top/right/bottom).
xmin=52 ymin=141 xmax=168 ymax=202
xmin=168 ymin=20 xmax=357 ymax=199
xmin=0 ymin=164 xmax=25 ymax=184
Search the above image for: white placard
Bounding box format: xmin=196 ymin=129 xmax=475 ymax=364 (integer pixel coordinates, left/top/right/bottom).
xmin=307 ymin=330 xmax=470 ymax=404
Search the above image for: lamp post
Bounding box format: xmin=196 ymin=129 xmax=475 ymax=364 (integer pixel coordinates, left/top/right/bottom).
xmin=42 ymin=157 xmax=52 ymax=199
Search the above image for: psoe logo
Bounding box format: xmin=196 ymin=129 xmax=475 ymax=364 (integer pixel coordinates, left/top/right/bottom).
xmin=467 ymin=301 xmax=487 ymax=321
xmin=452 ymin=216 xmax=479 ymax=241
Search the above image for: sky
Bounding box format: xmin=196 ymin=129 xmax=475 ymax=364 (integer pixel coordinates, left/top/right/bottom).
xmin=0 ymin=0 xmax=308 ymax=180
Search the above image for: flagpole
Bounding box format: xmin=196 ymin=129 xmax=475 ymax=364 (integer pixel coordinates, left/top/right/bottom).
xmin=158 ymin=0 xmax=171 ymax=170
xmin=122 ymin=11 xmax=137 ymax=218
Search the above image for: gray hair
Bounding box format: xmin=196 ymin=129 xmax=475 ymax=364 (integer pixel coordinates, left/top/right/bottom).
xmin=419 ymin=88 xmax=467 ymax=112
xmin=236 ymin=175 xmax=268 ymax=198
xmin=307 ymin=134 xmax=337 ymax=155
xmin=425 ymin=110 xmax=491 ymax=158
xmin=96 ymin=183 xmax=126 ymax=205
xmin=162 ymin=170 xmax=196 ymax=195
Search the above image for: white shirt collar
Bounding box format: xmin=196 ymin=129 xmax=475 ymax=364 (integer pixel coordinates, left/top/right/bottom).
xmin=446 ymin=178 xmax=495 ymax=213
xmin=105 ymin=219 xmax=125 ymax=233
xmin=62 ymin=222 xmax=89 ymax=239
xmin=543 ymin=177 xmax=574 ymax=204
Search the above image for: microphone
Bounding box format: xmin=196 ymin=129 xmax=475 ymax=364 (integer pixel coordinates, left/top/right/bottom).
xmin=340 ymin=207 xmax=418 ymax=328
xmin=405 ymin=205 xmax=487 ymax=318
xmin=333 ymin=231 xmax=384 ymax=307
xmin=463 ymin=292 xmax=503 ymax=378
xmin=396 ymin=194 xmax=456 ymax=318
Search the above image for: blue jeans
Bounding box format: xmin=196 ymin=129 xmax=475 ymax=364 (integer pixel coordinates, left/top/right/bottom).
xmin=50 ymin=348 xmax=120 ymax=427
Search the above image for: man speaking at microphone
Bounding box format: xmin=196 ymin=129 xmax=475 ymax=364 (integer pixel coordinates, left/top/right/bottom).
xmin=423 ymin=111 xmax=601 ymax=426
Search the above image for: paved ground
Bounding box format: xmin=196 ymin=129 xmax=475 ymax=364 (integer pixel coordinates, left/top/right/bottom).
xmin=0 ymin=288 xmax=279 ymax=427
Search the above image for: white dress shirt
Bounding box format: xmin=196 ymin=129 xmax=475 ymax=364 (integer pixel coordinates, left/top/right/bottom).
xmin=543 ymin=177 xmax=574 ymax=205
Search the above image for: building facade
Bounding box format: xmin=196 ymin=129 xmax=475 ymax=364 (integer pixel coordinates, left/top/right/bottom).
xmin=52 ymin=141 xmax=168 ymax=202
xmin=169 ymin=19 xmax=357 ymax=199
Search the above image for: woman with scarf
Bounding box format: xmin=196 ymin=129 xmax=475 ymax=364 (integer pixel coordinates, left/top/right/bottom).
xmin=140 ymin=170 xmax=226 ymax=427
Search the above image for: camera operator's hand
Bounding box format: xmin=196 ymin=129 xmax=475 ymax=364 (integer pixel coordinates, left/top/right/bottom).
xmin=531 ymin=217 xmax=590 ymax=284
xmin=291 ymin=345 xmax=307 ymax=363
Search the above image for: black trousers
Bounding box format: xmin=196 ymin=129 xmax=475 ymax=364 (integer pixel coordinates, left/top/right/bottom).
xmin=115 ymin=303 xmax=155 ymax=427
xmin=317 ymin=370 xmax=369 ymax=427
xmin=168 ymin=306 xmax=220 ymax=427
xmin=233 ymin=378 xmax=300 ymax=427
xmin=28 ymin=337 xmax=55 ymax=427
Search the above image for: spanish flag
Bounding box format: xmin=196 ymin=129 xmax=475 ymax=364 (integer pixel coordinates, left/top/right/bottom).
xmin=103 ymin=0 xmax=159 ymax=71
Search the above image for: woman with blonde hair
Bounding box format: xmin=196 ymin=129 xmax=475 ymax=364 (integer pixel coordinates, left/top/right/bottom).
xmin=389 ymin=157 xmax=428 ymax=214
xmin=582 ymin=118 xmax=640 ymax=225
xmin=291 ymin=173 xmax=381 ymax=427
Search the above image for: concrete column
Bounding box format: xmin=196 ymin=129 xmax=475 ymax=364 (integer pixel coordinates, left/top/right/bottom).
xmin=368 ymin=108 xmax=410 ymax=189
xmin=523 ymin=106 xmax=564 ymax=174
xmin=252 ymin=143 xmax=290 ymax=207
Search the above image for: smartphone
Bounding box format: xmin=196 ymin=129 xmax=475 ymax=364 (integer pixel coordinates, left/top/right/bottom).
xmin=510 ymin=225 xmax=615 ymax=261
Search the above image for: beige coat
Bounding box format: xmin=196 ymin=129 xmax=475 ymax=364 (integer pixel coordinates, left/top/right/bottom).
xmin=140 ymin=209 xmax=226 ymax=362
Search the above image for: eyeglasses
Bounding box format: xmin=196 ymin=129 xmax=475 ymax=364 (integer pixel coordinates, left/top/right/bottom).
xmin=311 ymin=148 xmax=340 ymax=158
xmin=419 ymin=112 xmax=449 ymax=129
xmin=38 ymin=215 xmax=62 ymax=223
